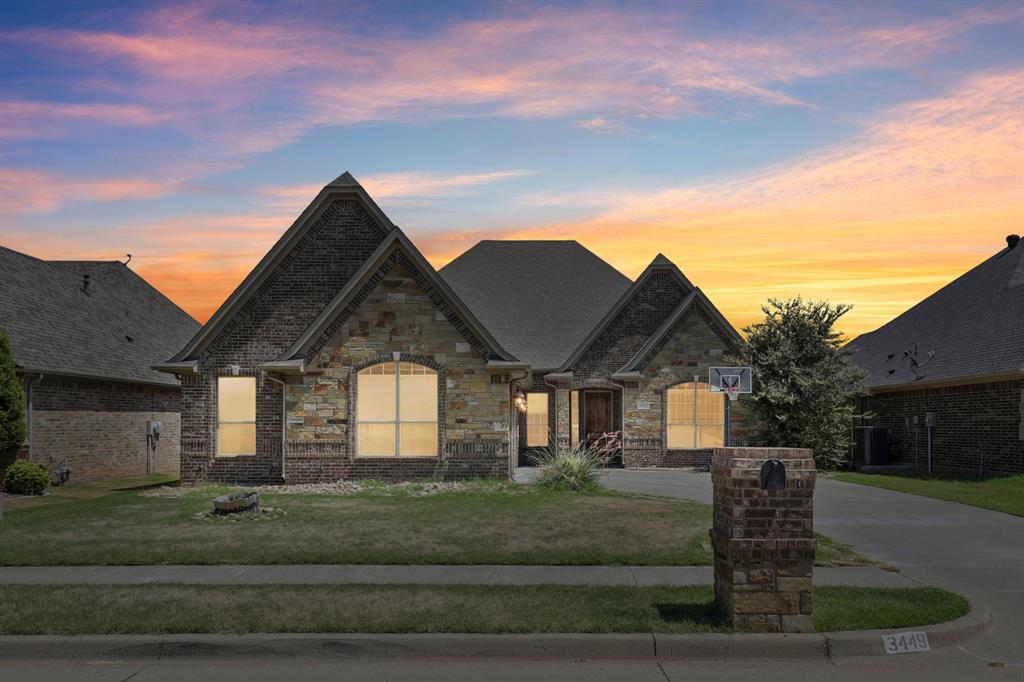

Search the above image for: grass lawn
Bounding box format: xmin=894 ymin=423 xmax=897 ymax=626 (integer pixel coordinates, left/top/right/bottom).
xmin=0 ymin=481 xmax=871 ymax=567
xmin=0 ymin=584 xmax=967 ymax=634
xmin=833 ymin=472 xmax=1024 ymax=517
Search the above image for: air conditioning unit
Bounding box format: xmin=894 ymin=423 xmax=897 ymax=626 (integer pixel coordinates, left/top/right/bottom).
xmin=854 ymin=426 xmax=890 ymax=467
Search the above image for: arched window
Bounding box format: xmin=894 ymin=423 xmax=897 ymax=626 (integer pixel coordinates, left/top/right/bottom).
xmin=666 ymin=382 xmax=724 ymax=449
xmin=357 ymin=361 xmax=438 ymax=457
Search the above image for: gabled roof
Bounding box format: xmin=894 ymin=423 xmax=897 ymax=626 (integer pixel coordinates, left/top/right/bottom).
xmin=618 ymin=288 xmax=742 ymax=373
xmin=556 ymin=254 xmax=695 ymax=372
xmin=266 ymin=230 xmax=517 ymax=368
xmin=440 ymin=240 xmax=631 ymax=369
xmin=168 ymin=172 xmax=396 ymax=363
xmin=0 ymin=246 xmax=199 ymax=387
xmin=848 ymin=236 xmax=1024 ymax=389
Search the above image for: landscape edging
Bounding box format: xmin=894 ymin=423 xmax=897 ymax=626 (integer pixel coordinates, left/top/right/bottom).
xmin=0 ymin=600 xmax=990 ymax=663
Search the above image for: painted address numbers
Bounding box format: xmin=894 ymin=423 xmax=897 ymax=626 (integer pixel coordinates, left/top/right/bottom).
xmin=882 ymin=631 xmax=930 ymax=654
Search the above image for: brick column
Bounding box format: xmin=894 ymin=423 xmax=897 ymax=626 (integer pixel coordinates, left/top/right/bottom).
xmin=710 ymin=447 xmax=816 ymax=633
xmin=555 ymin=388 xmax=571 ymax=448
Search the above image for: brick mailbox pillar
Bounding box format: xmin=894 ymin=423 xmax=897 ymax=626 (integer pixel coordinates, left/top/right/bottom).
xmin=710 ymin=447 xmax=816 ymax=633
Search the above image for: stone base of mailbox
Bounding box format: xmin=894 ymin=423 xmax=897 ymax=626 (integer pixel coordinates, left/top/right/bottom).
xmin=710 ymin=447 xmax=816 ymax=633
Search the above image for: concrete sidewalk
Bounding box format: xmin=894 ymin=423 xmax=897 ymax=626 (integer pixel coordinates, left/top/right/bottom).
xmin=0 ymin=564 xmax=912 ymax=587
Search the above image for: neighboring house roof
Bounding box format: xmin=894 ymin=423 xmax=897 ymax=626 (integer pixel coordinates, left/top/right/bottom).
xmin=440 ymin=240 xmax=632 ymax=369
xmin=556 ymin=254 xmax=696 ymax=373
xmin=848 ymin=236 xmax=1024 ymax=389
xmin=167 ymin=172 xmax=398 ymax=363
xmin=264 ymin=229 xmax=517 ymax=371
xmin=0 ymin=246 xmax=200 ymax=387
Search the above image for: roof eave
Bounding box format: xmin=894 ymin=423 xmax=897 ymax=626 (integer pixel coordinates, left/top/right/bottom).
xmin=272 ymin=230 xmax=517 ymax=365
xmin=152 ymin=360 xmax=199 ymax=376
xmin=170 ymin=181 xmax=396 ymax=363
xmin=256 ymin=359 xmax=306 ymax=375
xmin=556 ymin=256 xmax=696 ymax=372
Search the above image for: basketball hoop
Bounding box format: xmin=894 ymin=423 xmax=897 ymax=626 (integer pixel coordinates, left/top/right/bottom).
xmin=720 ymin=375 xmax=742 ymax=401
xmin=708 ymin=367 xmax=752 ymax=401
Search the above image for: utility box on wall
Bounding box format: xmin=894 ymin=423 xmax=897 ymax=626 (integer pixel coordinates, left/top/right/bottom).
xmin=710 ymin=447 xmax=816 ymax=633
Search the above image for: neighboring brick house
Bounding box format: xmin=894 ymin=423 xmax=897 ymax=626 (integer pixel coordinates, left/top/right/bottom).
xmin=0 ymin=247 xmax=200 ymax=482
xmin=848 ymin=235 xmax=1024 ymax=475
xmin=158 ymin=172 xmax=745 ymax=484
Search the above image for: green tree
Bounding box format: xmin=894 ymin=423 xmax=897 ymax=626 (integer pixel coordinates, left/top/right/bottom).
xmin=733 ymin=298 xmax=865 ymax=469
xmin=0 ymin=328 xmax=27 ymax=468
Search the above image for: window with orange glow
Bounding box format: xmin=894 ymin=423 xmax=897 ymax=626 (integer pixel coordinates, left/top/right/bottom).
xmin=357 ymin=362 xmax=438 ymax=457
xmin=666 ymin=382 xmax=724 ymax=449
xmin=218 ymin=377 xmax=256 ymax=456
xmin=526 ymin=392 xmax=549 ymax=447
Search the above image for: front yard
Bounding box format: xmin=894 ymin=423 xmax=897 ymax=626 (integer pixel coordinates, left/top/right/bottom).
xmin=832 ymin=472 xmax=1024 ymax=517
xmin=0 ymin=480 xmax=870 ymax=566
xmin=0 ymin=584 xmax=967 ymax=634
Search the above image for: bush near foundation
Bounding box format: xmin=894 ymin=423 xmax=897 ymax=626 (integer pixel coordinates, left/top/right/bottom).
xmin=0 ymin=329 xmax=27 ymax=469
xmin=3 ymin=460 xmax=49 ymax=495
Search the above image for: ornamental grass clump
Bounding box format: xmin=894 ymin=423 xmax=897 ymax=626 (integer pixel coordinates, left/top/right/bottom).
xmin=531 ymin=432 xmax=619 ymax=492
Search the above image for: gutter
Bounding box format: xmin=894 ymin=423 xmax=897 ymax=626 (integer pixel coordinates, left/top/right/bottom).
xmin=261 ymin=372 xmax=289 ymax=481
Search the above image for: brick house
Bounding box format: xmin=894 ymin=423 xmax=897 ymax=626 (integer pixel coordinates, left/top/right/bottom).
xmin=0 ymin=247 xmax=200 ymax=482
xmin=848 ymin=235 xmax=1024 ymax=475
xmin=158 ymin=172 xmax=745 ymax=484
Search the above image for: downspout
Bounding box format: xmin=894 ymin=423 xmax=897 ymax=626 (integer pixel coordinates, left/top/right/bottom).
xmin=25 ymin=374 xmax=43 ymax=462
xmin=262 ymin=372 xmax=288 ymax=481
xmin=508 ymin=370 xmax=530 ymax=477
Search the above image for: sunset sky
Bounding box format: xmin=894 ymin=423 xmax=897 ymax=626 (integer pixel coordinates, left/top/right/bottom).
xmin=1 ymin=1 xmax=1021 ymax=338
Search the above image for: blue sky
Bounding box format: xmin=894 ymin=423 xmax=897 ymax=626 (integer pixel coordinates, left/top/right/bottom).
xmin=1 ymin=1 xmax=1021 ymax=334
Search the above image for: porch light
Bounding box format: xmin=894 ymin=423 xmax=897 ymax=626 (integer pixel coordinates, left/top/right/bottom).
xmin=512 ymin=387 xmax=528 ymax=414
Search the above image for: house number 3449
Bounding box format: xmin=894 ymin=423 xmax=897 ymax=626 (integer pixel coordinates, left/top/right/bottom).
xmin=882 ymin=632 xmax=930 ymax=654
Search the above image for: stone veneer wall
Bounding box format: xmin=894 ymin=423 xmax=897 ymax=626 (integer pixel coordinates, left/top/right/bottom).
xmin=275 ymin=264 xmax=510 ymax=481
xmin=711 ymin=447 xmax=816 ymax=633
xmin=25 ymin=376 xmax=180 ymax=482
xmin=621 ymin=308 xmax=743 ymax=468
xmin=859 ymin=378 xmax=1023 ymax=475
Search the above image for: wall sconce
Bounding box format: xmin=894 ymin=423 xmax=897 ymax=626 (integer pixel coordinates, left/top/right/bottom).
xmin=512 ymin=386 xmax=528 ymax=415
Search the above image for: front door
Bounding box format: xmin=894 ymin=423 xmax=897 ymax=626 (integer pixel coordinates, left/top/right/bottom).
xmin=584 ymin=391 xmax=612 ymax=441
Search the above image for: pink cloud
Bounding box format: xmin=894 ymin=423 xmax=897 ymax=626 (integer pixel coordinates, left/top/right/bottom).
xmin=0 ymin=100 xmax=170 ymax=140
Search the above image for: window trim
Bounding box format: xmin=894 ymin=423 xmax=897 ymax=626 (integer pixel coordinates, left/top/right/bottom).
xmin=665 ymin=379 xmax=725 ymax=450
xmin=355 ymin=360 xmax=439 ymax=458
xmin=216 ymin=376 xmax=257 ymax=457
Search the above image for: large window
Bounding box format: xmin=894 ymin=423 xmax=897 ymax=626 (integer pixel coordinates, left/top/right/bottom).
xmin=666 ymin=382 xmax=724 ymax=449
xmin=357 ymin=361 xmax=438 ymax=457
xmin=218 ymin=377 xmax=256 ymax=456
xmin=526 ymin=392 xmax=549 ymax=447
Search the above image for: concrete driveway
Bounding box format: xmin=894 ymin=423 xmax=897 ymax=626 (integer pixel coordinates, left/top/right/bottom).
xmin=516 ymin=466 xmax=1024 ymax=666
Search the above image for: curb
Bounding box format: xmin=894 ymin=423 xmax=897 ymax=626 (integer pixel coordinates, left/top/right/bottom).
xmin=0 ymin=602 xmax=990 ymax=663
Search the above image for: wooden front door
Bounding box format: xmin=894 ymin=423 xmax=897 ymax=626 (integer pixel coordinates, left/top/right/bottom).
xmin=584 ymin=391 xmax=613 ymax=440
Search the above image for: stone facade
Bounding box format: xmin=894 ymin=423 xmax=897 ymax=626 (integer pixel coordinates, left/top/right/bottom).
xmin=178 ymin=200 xmax=514 ymax=484
xmin=622 ymin=307 xmax=744 ymax=468
xmin=858 ymin=378 xmax=1023 ymax=475
xmin=23 ymin=376 xmax=180 ymax=483
xmin=277 ymin=264 xmax=510 ymax=481
xmin=710 ymin=447 xmax=816 ymax=633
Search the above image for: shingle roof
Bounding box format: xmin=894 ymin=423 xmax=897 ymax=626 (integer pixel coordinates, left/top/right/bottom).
xmin=440 ymin=241 xmax=631 ymax=369
xmin=0 ymin=246 xmax=200 ymax=386
xmin=848 ymin=238 xmax=1024 ymax=388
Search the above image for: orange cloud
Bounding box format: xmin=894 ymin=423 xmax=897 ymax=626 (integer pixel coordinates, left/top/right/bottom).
xmin=414 ymin=69 xmax=1024 ymax=337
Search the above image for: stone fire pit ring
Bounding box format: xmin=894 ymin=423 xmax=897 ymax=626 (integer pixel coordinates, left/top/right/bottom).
xmin=212 ymin=491 xmax=260 ymax=515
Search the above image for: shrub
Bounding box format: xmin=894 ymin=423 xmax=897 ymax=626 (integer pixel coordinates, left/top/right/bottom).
xmin=0 ymin=329 xmax=27 ymax=469
xmin=3 ymin=460 xmax=49 ymax=495
xmin=733 ymin=297 xmax=865 ymax=470
xmin=531 ymin=438 xmax=612 ymax=492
